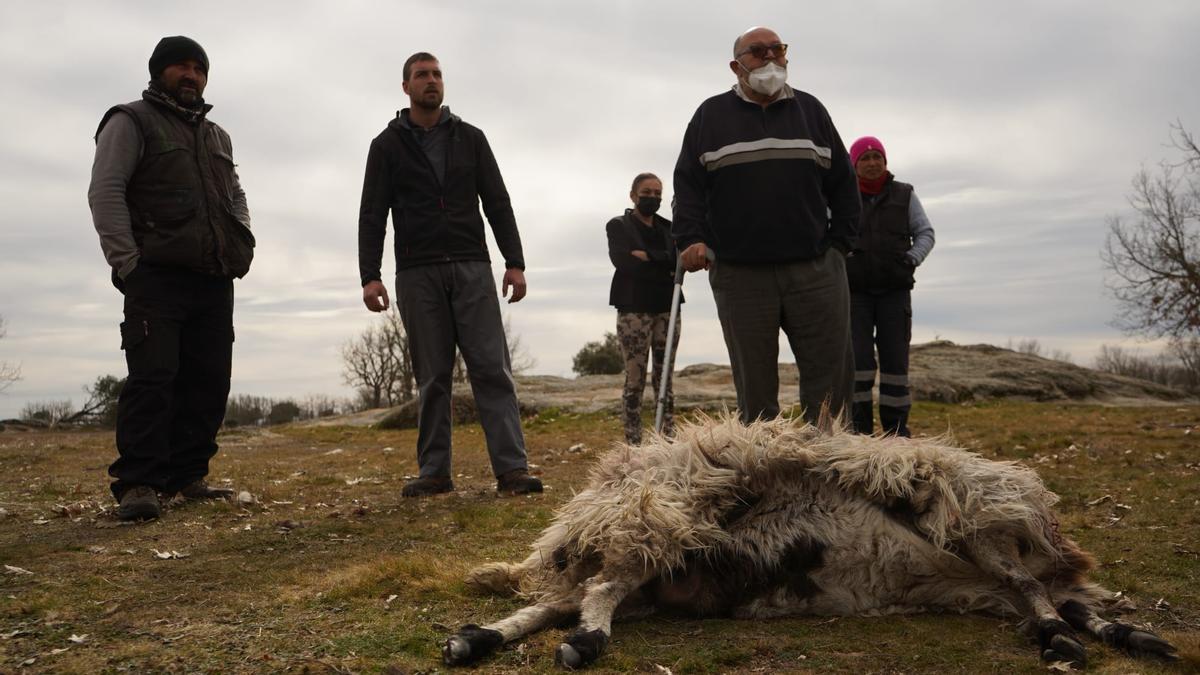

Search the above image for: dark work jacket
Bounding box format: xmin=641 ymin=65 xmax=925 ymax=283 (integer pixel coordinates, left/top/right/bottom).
xmin=95 ymin=94 xmax=255 ymax=278
xmin=607 ymin=210 xmax=679 ymax=313
xmin=357 ymin=109 xmax=525 ymax=285
xmin=846 ymin=178 xmax=915 ymax=292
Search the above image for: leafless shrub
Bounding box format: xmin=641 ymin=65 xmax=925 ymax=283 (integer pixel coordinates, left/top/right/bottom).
xmin=1094 ymin=342 xmax=1199 ymax=392
xmin=20 ymin=400 xmax=74 ymax=425
xmin=0 ymin=315 xmax=20 ymax=393
xmin=1005 ymin=338 xmax=1072 ymax=363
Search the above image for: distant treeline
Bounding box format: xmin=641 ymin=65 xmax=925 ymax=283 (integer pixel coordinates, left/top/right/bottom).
xmin=223 ymin=393 xmax=358 ymax=427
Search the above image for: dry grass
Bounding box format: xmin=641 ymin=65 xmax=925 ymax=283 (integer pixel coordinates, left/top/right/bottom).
xmin=1 ymin=402 xmax=1198 ymax=674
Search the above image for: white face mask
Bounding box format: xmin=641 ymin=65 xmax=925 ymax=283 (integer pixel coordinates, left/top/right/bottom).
xmin=743 ymin=61 xmax=788 ymax=97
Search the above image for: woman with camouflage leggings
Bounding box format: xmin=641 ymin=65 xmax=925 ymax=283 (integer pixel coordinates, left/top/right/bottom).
xmin=606 ymin=173 xmax=681 ymax=444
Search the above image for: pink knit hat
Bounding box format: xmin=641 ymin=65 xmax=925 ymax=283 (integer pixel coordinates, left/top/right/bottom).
xmin=850 ymin=136 xmax=886 ymax=167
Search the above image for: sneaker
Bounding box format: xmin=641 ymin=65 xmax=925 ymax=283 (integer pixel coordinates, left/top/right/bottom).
xmin=496 ymin=469 xmax=543 ymax=496
xmin=401 ymin=476 xmax=454 ymax=497
xmin=178 ymin=480 xmax=236 ymax=501
xmin=117 ymin=485 xmax=161 ymax=521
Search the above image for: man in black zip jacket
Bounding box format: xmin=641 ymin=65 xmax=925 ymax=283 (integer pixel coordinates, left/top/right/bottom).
xmin=358 ymin=52 xmax=541 ymax=497
xmin=673 ymin=26 xmax=861 ymax=426
xmin=88 ymin=36 xmax=255 ymax=521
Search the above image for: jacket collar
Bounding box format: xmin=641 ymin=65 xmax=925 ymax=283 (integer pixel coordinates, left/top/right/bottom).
xmin=394 ymin=106 xmax=456 ymax=130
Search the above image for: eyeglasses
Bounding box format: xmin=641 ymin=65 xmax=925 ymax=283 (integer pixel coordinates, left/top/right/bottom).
xmin=738 ymin=43 xmax=788 ymax=60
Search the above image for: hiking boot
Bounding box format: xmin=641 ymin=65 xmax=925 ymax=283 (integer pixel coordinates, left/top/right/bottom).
xmin=117 ymin=485 xmax=161 ymax=521
xmin=401 ymin=476 xmax=454 ymax=497
xmin=496 ymin=469 xmax=543 ymax=496
xmin=178 ymin=480 xmax=236 ymax=501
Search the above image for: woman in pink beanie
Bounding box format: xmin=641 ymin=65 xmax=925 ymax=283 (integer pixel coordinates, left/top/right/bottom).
xmin=845 ymin=136 xmax=935 ymax=436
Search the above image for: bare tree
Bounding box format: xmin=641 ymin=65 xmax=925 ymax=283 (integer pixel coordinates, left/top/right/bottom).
xmin=1102 ymin=123 xmax=1200 ymax=338
xmin=504 ymin=315 xmax=537 ymax=375
xmin=0 ymin=315 xmax=20 ymax=393
xmin=381 ymin=309 xmax=416 ymax=399
xmin=344 ymin=309 xmax=534 ymax=410
xmin=342 ymin=310 xmax=411 ymax=409
xmin=300 ymin=393 xmax=342 ymax=418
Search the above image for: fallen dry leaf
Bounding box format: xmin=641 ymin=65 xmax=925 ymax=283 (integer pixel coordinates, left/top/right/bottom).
xmin=68 ymin=634 xmax=87 ymax=644
xmin=4 ymin=565 xmax=33 ymax=576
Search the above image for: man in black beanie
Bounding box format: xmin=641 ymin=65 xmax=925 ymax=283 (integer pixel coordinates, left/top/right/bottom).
xmin=87 ymin=36 xmax=255 ymax=521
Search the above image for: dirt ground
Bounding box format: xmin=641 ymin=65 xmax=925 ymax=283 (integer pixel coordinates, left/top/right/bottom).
xmin=1 ymin=402 xmax=1198 ymax=674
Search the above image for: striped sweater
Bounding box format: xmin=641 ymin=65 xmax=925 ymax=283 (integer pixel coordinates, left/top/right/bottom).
xmin=671 ymin=86 xmax=860 ymax=263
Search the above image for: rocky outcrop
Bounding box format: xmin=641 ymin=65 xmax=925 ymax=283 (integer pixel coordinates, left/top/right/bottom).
xmin=308 ymin=341 xmax=1192 ymax=429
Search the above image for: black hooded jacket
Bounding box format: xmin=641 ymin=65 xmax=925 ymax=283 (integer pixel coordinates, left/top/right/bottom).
xmin=357 ymin=109 xmax=524 ymax=285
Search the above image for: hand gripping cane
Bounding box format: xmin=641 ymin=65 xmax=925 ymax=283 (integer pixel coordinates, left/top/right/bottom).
xmin=654 ymin=248 xmax=713 ymax=434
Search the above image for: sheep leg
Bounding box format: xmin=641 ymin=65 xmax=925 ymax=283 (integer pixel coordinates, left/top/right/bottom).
xmin=965 ymin=536 xmax=1088 ymax=669
xmin=555 ymin=564 xmax=652 ymax=669
xmin=1057 ymin=599 xmax=1178 ymax=661
xmin=443 ymin=598 xmax=579 ymax=666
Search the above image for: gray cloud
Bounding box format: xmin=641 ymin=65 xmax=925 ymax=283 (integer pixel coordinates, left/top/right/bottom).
xmin=1 ymin=0 xmax=1198 ymax=417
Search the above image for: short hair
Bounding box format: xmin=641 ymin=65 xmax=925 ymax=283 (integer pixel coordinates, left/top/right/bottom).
xmin=630 ymin=172 xmax=660 ymax=193
xmin=403 ymin=52 xmax=438 ymax=82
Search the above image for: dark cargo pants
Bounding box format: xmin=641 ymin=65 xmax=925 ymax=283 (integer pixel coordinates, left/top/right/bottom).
xmin=110 ymin=264 xmax=234 ymax=500
xmin=396 ymin=261 xmax=528 ymax=479
xmin=850 ymin=289 xmax=912 ymax=436
xmin=708 ymin=248 xmax=854 ymax=425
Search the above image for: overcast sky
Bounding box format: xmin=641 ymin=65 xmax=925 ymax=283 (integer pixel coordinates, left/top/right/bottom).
xmin=1 ymin=1 xmax=1198 ymax=419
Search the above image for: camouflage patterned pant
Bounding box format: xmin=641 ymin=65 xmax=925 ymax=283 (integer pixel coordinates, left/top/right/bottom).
xmin=616 ymin=311 xmax=680 ymax=444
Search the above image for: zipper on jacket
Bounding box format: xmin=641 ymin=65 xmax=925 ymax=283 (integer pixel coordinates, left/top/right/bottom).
xmin=193 ymin=121 xmax=227 ymax=275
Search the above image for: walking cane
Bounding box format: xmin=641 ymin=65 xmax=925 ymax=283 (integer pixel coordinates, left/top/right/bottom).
xmin=654 ymin=249 xmax=713 ymax=434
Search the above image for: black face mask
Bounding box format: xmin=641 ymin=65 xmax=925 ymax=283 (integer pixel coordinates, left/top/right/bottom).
xmin=636 ymin=196 xmax=662 ymax=217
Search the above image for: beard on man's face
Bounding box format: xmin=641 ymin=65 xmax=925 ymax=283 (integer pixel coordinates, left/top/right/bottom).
xmin=412 ymin=87 xmax=443 ymax=111
xmin=156 ymin=76 xmax=204 ymax=107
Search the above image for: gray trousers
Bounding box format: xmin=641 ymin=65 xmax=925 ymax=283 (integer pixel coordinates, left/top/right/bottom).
xmin=709 ymin=248 xmax=854 ymax=425
xmin=396 ymin=261 xmax=528 ymax=479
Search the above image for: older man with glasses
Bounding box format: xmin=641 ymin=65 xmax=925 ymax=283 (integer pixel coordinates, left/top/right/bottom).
xmin=673 ymin=26 xmax=861 ymax=426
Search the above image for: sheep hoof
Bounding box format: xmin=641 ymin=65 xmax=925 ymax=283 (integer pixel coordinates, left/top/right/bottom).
xmin=1125 ymin=628 xmax=1179 ymax=661
xmin=555 ymin=643 xmax=583 ymax=670
xmin=442 ymin=624 xmax=504 ymax=666
xmin=556 ymin=628 xmax=608 ymax=669
xmin=443 ymin=636 xmax=472 ymax=665
xmin=1038 ymin=619 xmax=1087 ymax=669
